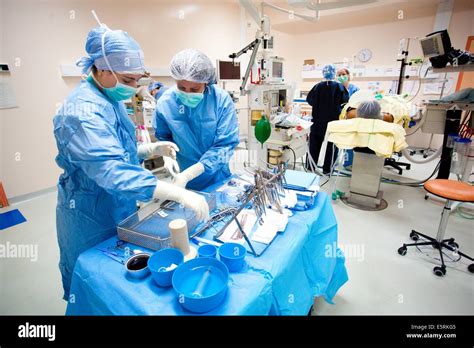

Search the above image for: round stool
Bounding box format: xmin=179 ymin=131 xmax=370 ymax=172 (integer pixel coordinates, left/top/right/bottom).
xmin=398 ymin=179 xmax=474 ymax=276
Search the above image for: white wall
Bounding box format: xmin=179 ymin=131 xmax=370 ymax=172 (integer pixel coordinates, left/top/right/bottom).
xmin=294 ymin=4 xmax=473 ymax=90
xmin=0 ymin=0 xmax=5 ymax=188
xmin=0 ymin=0 xmax=242 ymax=198
xmin=1 ymin=0 xmax=473 ymax=198
xmin=268 ymin=1 xmax=474 ymax=149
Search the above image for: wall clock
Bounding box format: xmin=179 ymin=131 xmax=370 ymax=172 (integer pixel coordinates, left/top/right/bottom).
xmin=357 ymin=48 xmax=372 ymax=63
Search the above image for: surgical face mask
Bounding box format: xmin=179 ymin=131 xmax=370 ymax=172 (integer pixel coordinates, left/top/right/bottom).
xmin=176 ymin=89 xmax=204 ymax=108
xmin=98 ymin=29 xmax=138 ymax=101
xmin=88 ymin=72 xmax=137 ymax=102
xmin=337 ymin=75 xmax=349 ymax=84
xmin=102 ymin=73 xmax=137 ymax=101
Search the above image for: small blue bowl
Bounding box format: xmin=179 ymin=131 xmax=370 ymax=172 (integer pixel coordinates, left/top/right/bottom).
xmin=172 ymin=257 xmax=229 ymax=313
xmin=148 ymin=248 xmax=184 ymax=287
xmin=198 ymin=244 xmax=217 ymax=258
xmin=125 ymin=253 xmax=151 ymax=279
xmin=218 ymin=243 xmax=246 ymax=273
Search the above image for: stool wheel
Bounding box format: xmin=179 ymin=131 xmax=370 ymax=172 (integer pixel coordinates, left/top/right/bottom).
xmin=447 ymin=241 xmax=459 ymax=250
xmin=398 ymin=246 xmax=407 ymax=256
xmin=409 ymin=231 xmax=419 ymax=241
xmin=468 ymin=264 xmax=474 ymax=273
xmin=433 ymin=266 xmax=446 ymax=277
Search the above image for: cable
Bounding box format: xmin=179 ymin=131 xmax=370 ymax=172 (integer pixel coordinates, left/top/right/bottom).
xmin=306 ymin=148 xmax=318 ymax=173
xmin=329 ymin=157 xmax=442 ymax=187
xmin=387 ymin=151 xmax=455 ymax=187
xmin=284 ymin=146 xmax=297 ymax=170
xmin=320 ymin=176 xmax=330 ymax=187
xmin=402 ymin=145 xmax=442 ymax=164
xmin=328 ymin=143 xmax=344 ymax=179
xmin=403 ymin=109 xmax=471 ymax=165
xmin=404 ymin=106 xmax=427 ymax=137
xmin=243 ymin=166 xmax=256 ymax=177
xmin=415 ymin=243 xmax=462 ymax=263
xmin=301 ymin=158 xmax=308 ymax=172
xmin=327 ymin=145 xmax=347 ymax=193
xmin=456 ymin=203 xmax=474 ymax=220
xmin=304 ymin=140 xmax=324 ymax=176
xmin=407 ymin=58 xmax=428 ymax=103
xmin=383 ymin=159 xmax=441 ymax=186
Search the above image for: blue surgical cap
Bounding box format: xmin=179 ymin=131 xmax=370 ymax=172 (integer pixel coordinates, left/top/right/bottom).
xmin=76 ymin=26 xmax=145 ymax=74
xmin=322 ymin=64 xmax=336 ymax=80
xmin=148 ymin=81 xmax=163 ymax=92
xmin=170 ymin=49 xmax=216 ymax=84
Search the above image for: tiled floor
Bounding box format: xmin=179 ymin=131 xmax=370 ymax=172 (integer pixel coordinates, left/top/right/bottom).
xmin=0 ymin=191 xmax=66 ymax=315
xmin=316 ymin=177 xmax=473 ymax=315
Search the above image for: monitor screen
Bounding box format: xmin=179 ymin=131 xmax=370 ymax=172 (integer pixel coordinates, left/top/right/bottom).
xmin=218 ymin=60 xmax=241 ymax=80
xmin=272 ymin=61 xmax=283 ymax=78
xmin=420 ymin=34 xmax=445 ymax=58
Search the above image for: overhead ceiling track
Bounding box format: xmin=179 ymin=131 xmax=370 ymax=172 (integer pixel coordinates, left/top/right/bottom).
xmin=239 ymin=0 xmax=378 ymax=23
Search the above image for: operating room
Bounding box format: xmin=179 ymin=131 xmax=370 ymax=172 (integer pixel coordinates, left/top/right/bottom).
xmin=0 ymin=0 xmax=473 ymax=321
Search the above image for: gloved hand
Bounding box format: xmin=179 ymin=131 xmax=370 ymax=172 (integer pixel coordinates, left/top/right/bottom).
xmin=136 ymin=86 xmax=155 ymax=104
xmin=153 ymin=182 xmax=209 ymax=221
xmin=138 ymin=141 xmax=179 ymax=160
xmin=163 ymin=156 xmax=180 ymax=177
xmin=173 ymin=162 xmax=205 ymax=188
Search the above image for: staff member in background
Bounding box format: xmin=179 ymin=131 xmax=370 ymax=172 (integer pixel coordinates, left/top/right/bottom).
xmin=136 ymin=81 xmax=168 ymax=110
xmin=337 ymin=68 xmax=360 ymax=97
xmin=53 ymin=26 xmax=209 ymax=300
xmin=337 ymin=68 xmax=360 ymax=167
xmin=306 ymin=64 xmax=349 ymax=174
xmin=148 ymin=81 xmax=169 ymax=101
xmin=154 ymin=49 xmax=239 ymax=191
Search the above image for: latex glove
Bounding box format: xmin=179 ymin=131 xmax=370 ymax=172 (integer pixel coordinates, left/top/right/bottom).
xmin=153 ymin=182 xmax=209 ymax=221
xmin=173 ymin=162 xmax=205 ymax=188
xmin=138 ymin=141 xmax=179 ymax=160
xmin=163 ymin=156 xmax=180 ymax=177
xmin=137 ymin=86 xmax=155 ymax=104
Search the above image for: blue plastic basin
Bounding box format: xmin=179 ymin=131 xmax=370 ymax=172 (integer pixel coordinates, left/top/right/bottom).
xmin=218 ymin=242 xmax=246 ymax=272
xmin=198 ymin=244 xmax=217 ymax=258
xmin=148 ymin=248 xmax=184 ymax=287
xmin=172 ymin=257 xmax=229 ymax=313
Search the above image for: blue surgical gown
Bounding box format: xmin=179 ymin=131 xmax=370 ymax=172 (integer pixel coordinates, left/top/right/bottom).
xmin=154 ymin=86 xmax=168 ymax=101
xmin=154 ymin=85 xmax=239 ymax=191
xmin=347 ymin=83 xmax=360 ymax=97
xmin=343 ymin=83 xmax=360 ymax=166
xmin=53 ymin=79 xmax=157 ymax=300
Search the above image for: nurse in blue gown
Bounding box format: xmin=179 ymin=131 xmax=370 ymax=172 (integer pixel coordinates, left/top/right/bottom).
xmin=154 ymin=49 xmax=239 ymax=191
xmin=53 ymin=27 xmax=208 ymax=300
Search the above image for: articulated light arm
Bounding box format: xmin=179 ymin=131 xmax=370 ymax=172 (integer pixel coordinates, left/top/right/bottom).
xmin=229 ymin=39 xmax=261 ymax=95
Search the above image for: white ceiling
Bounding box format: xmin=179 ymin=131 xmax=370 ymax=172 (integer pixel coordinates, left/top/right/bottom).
xmin=246 ymin=0 xmax=473 ymax=34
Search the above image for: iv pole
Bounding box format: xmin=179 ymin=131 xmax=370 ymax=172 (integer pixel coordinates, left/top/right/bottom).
xmin=396 ymin=40 xmax=412 ymax=94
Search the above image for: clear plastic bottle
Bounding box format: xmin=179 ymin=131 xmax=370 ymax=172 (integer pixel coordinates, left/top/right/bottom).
xmin=451 ymin=138 xmax=472 ymax=175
